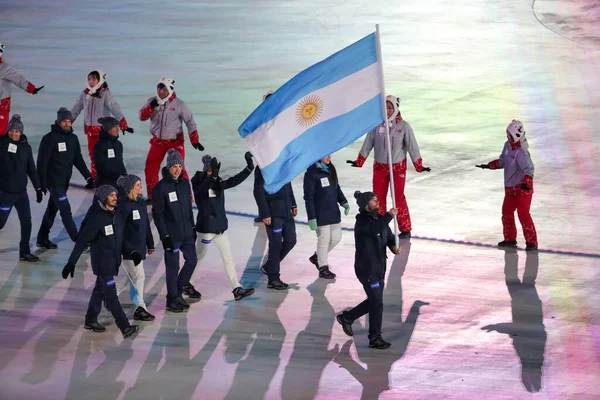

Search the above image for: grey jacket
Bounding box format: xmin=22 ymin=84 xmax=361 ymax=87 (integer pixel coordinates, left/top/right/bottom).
xmin=139 ymin=94 xmax=198 ymax=141
xmin=71 ymin=87 xmax=127 ymax=133
xmin=492 ymin=137 xmax=535 ymax=188
xmin=358 ymin=119 xmax=421 ymax=167
xmin=0 ymin=61 xmax=34 ymax=102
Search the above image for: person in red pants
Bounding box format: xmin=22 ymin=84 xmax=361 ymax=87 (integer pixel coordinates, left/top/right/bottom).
xmin=0 ymin=43 xmax=43 ymax=134
xmin=139 ymin=77 xmax=204 ymax=202
xmin=347 ymin=95 xmax=430 ymax=239
xmin=477 ymin=120 xmax=538 ymax=251
xmin=71 ymin=69 xmax=133 ymax=180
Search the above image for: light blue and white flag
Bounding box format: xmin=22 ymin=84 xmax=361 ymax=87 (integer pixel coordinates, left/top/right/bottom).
xmin=238 ymin=32 xmax=385 ymax=194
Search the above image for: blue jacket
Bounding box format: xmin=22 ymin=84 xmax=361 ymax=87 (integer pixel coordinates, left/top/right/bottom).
xmin=68 ymin=199 xmax=125 ymax=277
xmin=303 ymin=163 xmax=348 ymax=226
xmin=152 ymin=167 xmax=195 ymax=244
xmin=253 ymin=167 xmax=296 ymax=219
xmin=192 ymin=165 xmax=252 ymax=234
xmin=93 ymin=129 xmax=126 ymax=188
xmin=119 ymin=193 xmax=154 ymax=260
xmin=354 ymin=210 xmax=395 ymax=283
xmin=0 ymin=134 xmax=40 ymax=193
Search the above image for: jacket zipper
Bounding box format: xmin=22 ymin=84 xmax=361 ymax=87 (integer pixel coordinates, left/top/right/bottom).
xmin=159 ymin=104 xmax=166 ymax=139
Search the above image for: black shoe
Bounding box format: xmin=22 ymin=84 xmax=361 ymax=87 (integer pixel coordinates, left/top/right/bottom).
xmin=336 ymin=313 xmax=354 ymax=337
xmin=36 ymin=239 xmax=57 ymax=249
xmin=267 ymin=280 xmax=289 ymax=290
xmin=182 ymin=284 xmax=201 ymax=299
xmin=318 ymin=265 xmax=336 ymax=279
xmin=20 ymin=253 xmax=40 ymax=262
xmin=233 ymin=286 xmax=255 ymax=301
xmin=399 ymin=231 xmax=411 ymax=239
xmin=309 ymin=252 xmax=319 ymax=269
xmin=498 ymin=240 xmax=518 ymax=248
xmin=176 ymin=295 xmax=190 ymax=309
xmin=166 ymin=302 xmax=186 ymax=313
xmin=253 ymin=217 xmax=263 ymax=223
xmin=525 ymin=243 xmax=538 ymax=252
xmin=133 ymin=306 xmax=155 ymax=321
xmin=84 ymin=321 xmax=107 ymax=332
xmin=122 ymin=325 xmax=139 ymax=339
xmin=369 ymin=335 xmax=391 ymax=349
xmin=260 ymin=265 xmax=268 ymax=275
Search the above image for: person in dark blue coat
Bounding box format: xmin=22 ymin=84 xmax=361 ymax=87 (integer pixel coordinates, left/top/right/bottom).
xmin=336 ymin=191 xmax=401 ymax=350
xmin=115 ymin=174 xmax=155 ymax=321
xmin=188 ymin=153 xmax=255 ymax=301
xmin=0 ymin=115 xmax=44 ymax=262
xmin=152 ymin=149 xmax=198 ymax=313
xmin=303 ymin=155 xmax=349 ymax=279
xmin=61 ymin=185 xmax=139 ymax=339
xmin=254 ymin=166 xmax=297 ymax=290
xmin=93 ymin=117 xmax=127 ymax=188
xmin=36 ymin=107 xmax=93 ymax=249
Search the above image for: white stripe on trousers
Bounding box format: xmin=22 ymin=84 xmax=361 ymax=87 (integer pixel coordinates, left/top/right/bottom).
xmin=117 ymin=259 xmax=147 ymax=310
xmin=194 ymin=231 xmax=241 ymax=289
xmin=315 ymin=223 xmax=342 ymax=267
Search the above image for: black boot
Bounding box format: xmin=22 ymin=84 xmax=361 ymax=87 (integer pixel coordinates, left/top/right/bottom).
xmin=84 ymin=321 xmax=107 ymax=332
xmin=20 ymin=253 xmax=40 ymax=262
xmin=309 ymin=252 xmax=319 ymax=269
xmin=318 ymin=265 xmax=336 ymax=279
xmin=133 ymin=306 xmax=155 ymax=321
xmin=369 ymin=335 xmax=392 ymax=349
xmin=166 ymin=302 xmax=186 ymax=313
xmin=260 ymin=264 xmax=268 ymax=275
xmin=233 ymin=287 xmax=255 ymax=301
xmin=498 ymin=240 xmax=518 ymax=248
xmin=336 ymin=312 xmax=354 ymax=337
xmin=399 ymin=231 xmax=411 ymax=239
xmin=36 ymin=238 xmax=57 ymax=249
xmin=176 ymin=295 xmax=190 ymax=309
xmin=267 ymin=280 xmax=289 ymax=290
xmin=182 ymin=284 xmax=201 ymax=299
xmin=253 ymin=217 xmax=263 ymax=223
xmin=122 ymin=325 xmax=139 ymax=339
xmin=525 ymin=243 xmax=538 ymax=251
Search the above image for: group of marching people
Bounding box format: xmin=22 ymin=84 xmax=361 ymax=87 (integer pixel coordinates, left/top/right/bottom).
xmin=0 ymin=43 xmax=538 ymax=347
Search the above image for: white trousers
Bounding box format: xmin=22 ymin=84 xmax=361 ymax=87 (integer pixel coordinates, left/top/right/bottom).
xmin=117 ymin=259 xmax=147 ymax=310
xmin=195 ymin=231 xmax=241 ymax=289
xmin=315 ymin=223 xmax=342 ymax=267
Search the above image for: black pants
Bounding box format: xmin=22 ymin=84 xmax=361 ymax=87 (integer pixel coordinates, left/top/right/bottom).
xmin=345 ymin=279 xmax=385 ymax=339
xmin=86 ymin=275 xmax=129 ymax=332
xmin=265 ymin=216 xmax=297 ymax=281
xmin=164 ymin=236 xmax=198 ymax=304
xmin=0 ymin=191 xmax=32 ymax=256
xmin=38 ymin=186 xmax=78 ymax=242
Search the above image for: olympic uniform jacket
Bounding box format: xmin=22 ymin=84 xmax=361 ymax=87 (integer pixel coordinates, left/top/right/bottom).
xmin=0 ymin=60 xmax=36 ymax=110
xmin=138 ymin=93 xmax=199 ymax=144
xmin=71 ymin=84 xmax=129 ymax=136
xmin=355 ymin=118 xmax=426 ymax=172
xmin=93 ymin=129 xmax=126 ymax=188
xmin=152 ymin=167 xmax=195 ymax=243
xmin=0 ymin=134 xmax=40 ymax=193
xmin=37 ymin=124 xmax=92 ymax=190
xmin=488 ymin=138 xmax=535 ymax=194
xmin=254 ymin=167 xmax=297 ymax=220
xmin=303 ymin=163 xmax=348 ymax=226
xmin=354 ymin=210 xmax=396 ymax=284
xmin=192 ymin=165 xmax=253 ymax=234
xmin=119 ymin=193 xmax=154 ymax=261
xmin=68 ymin=199 xmax=125 ymax=277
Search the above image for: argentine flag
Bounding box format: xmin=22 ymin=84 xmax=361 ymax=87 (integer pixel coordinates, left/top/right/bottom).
xmin=238 ymin=32 xmax=385 ymax=194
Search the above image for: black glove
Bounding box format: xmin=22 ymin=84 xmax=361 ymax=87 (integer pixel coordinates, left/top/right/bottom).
xmin=244 ymin=151 xmax=254 ymax=170
xmin=192 ymin=142 xmax=204 ymax=151
xmin=149 ymin=98 xmax=159 ymax=109
xmin=131 ymin=251 xmax=142 ymax=266
xmin=521 ymin=183 xmax=531 ymax=191
xmin=36 ymin=189 xmax=44 ymax=204
xmin=475 ymin=164 xmax=490 ymax=169
xmin=62 ymin=262 xmax=75 ymax=279
xmin=422 ymin=167 xmax=431 ymax=172
xmin=211 ymin=157 xmax=221 ymax=177
xmin=33 ymin=86 xmax=44 ymax=95
xmin=123 ymin=127 xmax=134 ymax=134
xmin=162 ymin=236 xmax=174 ymax=251
xmin=346 ymin=160 xmax=360 ymax=167
xmin=42 ymin=188 xmax=47 ymax=195
xmin=85 ymin=177 xmax=94 ymax=189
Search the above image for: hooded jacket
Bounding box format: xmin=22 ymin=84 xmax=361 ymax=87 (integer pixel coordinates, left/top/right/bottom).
xmin=138 ymin=94 xmax=199 ymax=144
xmin=92 ymin=128 xmax=126 ymax=188
xmin=71 ymin=84 xmax=128 ymax=135
xmin=0 ymin=60 xmax=36 ymax=105
xmin=489 ymin=138 xmax=535 ymax=191
xmin=253 ymin=167 xmax=297 ymax=219
xmin=0 ymin=133 xmax=40 ymax=193
xmin=354 ymin=210 xmax=396 ymax=283
xmin=303 ymin=162 xmax=348 ymax=226
xmin=151 ymin=167 xmax=195 ymax=243
xmin=118 ymin=191 xmax=154 ymax=260
xmin=192 ymin=165 xmax=252 ymax=234
xmin=37 ymin=124 xmax=91 ymax=190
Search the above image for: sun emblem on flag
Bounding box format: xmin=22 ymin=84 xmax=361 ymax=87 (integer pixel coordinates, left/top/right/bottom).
xmin=296 ymin=95 xmax=324 ymax=128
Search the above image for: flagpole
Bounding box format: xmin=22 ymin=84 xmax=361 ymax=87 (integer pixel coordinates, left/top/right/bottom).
xmin=375 ymin=24 xmax=399 ymax=247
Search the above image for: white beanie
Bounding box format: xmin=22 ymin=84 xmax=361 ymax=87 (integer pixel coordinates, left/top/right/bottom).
xmin=156 ymin=77 xmax=175 ymax=105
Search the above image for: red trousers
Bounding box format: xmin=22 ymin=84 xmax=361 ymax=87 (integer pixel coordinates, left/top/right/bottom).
xmin=144 ymin=135 xmax=189 ymax=199
xmin=0 ymin=98 xmax=11 ymax=135
xmin=372 ymin=160 xmax=411 ymax=232
xmin=501 ymin=190 xmax=538 ymax=246
xmin=86 ymin=133 xmax=100 ymax=180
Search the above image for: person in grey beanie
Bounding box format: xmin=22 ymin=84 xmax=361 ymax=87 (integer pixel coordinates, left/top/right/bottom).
xmin=36 ymin=107 xmax=93 ymax=249
xmin=0 ymin=114 xmax=44 ymax=261
xmin=93 ymin=116 xmax=127 ymax=188
xmin=336 ymin=190 xmax=401 ymax=350
xmin=152 ymin=148 xmax=197 ymax=313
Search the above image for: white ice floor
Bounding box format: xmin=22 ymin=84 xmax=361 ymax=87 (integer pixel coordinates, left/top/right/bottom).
xmin=1 ymin=0 xmax=600 ymax=399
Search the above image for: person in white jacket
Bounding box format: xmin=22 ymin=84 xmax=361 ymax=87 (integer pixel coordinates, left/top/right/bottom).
xmin=0 ymin=43 xmax=43 ymax=135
